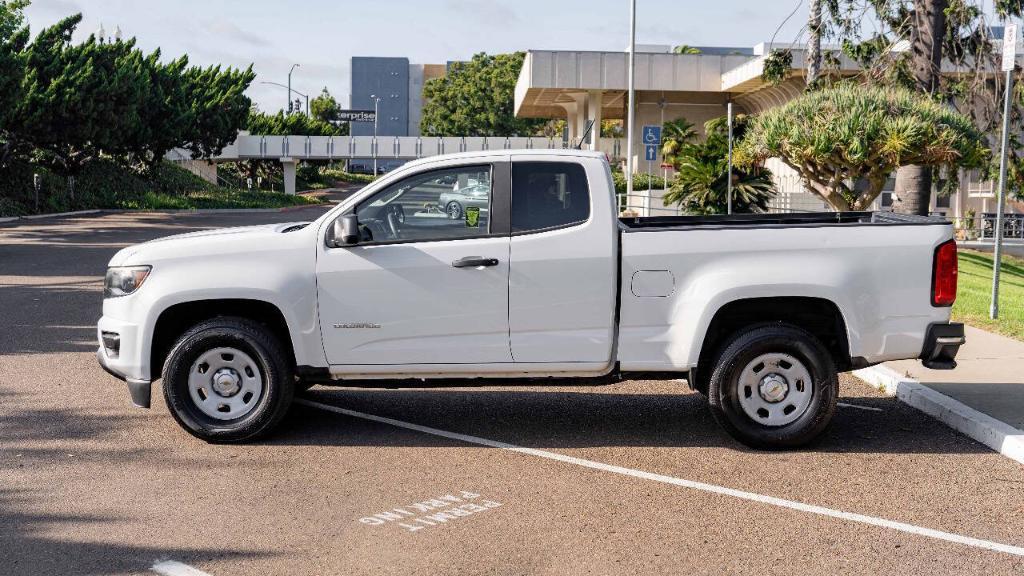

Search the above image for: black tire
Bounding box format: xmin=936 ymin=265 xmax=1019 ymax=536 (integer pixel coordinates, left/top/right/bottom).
xmin=707 ymin=323 xmax=837 ymax=450
xmin=162 ymin=317 xmax=294 ymax=443
xmin=446 ymin=201 xmax=463 ymax=219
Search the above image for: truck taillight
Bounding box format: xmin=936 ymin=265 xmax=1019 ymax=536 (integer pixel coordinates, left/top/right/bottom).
xmin=932 ymin=240 xmax=958 ymax=307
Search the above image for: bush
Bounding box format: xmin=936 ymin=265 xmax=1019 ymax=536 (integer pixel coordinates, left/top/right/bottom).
xmin=321 ymin=167 xmax=377 ymax=185
xmin=0 ymin=159 xmax=319 ymax=216
xmin=611 ymin=171 xmax=667 ymax=194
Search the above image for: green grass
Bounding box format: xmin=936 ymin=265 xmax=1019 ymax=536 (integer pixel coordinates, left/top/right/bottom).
xmin=118 ymin=189 xmax=322 ymax=210
xmin=953 ymin=249 xmax=1024 ymax=341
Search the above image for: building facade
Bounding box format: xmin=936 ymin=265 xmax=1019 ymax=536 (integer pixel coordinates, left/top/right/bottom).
xmin=513 ymin=43 xmax=1024 ymax=220
xmin=349 ymin=57 xmax=445 ymax=172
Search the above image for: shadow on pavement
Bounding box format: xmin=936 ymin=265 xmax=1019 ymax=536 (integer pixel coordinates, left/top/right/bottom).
xmin=273 ymin=386 xmax=991 ymax=455
xmin=0 ymin=488 xmax=268 ymax=576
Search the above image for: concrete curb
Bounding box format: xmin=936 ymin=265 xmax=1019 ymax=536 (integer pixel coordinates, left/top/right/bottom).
xmin=21 ymin=209 xmax=102 ymax=220
xmin=853 ymin=365 xmax=1024 ymax=466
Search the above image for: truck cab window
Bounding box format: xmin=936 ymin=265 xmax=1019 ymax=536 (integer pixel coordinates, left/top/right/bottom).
xmin=511 ymin=162 xmax=590 ymax=233
xmin=354 ymin=165 xmax=492 ymax=243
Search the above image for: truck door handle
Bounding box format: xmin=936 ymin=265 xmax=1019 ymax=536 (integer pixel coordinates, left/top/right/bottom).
xmin=452 ymin=256 xmax=499 ymax=268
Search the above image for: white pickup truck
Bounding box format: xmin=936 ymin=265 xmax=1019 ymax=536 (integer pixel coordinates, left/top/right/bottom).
xmin=97 ymin=149 xmax=964 ymax=448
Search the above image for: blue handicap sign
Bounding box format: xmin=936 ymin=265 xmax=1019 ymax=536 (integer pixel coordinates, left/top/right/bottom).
xmin=644 ymin=144 xmax=658 ymax=162
xmin=642 ymin=125 xmax=662 ymax=145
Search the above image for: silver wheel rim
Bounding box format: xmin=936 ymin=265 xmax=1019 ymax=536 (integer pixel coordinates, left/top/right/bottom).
xmin=187 ymin=347 xmax=264 ymax=421
xmin=736 ymin=352 xmax=813 ymax=427
xmin=447 ymin=203 xmax=460 ymax=219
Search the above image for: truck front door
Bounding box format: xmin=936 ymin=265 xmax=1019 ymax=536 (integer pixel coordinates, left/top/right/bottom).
xmin=316 ymin=160 xmax=513 ymax=366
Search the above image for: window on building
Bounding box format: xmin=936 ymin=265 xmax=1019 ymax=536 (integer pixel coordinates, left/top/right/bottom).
xmin=511 ymin=162 xmax=590 ymax=233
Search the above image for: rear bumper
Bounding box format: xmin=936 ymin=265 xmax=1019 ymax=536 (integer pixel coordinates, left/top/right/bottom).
xmin=920 ymin=322 xmax=965 ymax=370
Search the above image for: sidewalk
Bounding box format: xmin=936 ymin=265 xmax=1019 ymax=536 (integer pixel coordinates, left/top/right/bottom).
xmin=887 ymin=326 xmax=1024 ymax=430
xmin=857 ymin=324 xmax=1024 ymax=464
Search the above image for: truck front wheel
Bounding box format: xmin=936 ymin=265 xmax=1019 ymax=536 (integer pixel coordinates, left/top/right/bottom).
xmin=162 ymin=317 xmax=294 ymax=443
xmin=707 ymin=324 xmax=837 ymax=449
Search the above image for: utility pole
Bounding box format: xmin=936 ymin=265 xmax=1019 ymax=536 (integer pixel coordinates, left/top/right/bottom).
xmin=658 ymin=96 xmax=667 ymax=206
xmin=625 ymin=0 xmax=636 ymax=214
xmin=727 ymin=101 xmax=734 ymax=215
xmin=991 ymin=21 xmax=1017 ymax=319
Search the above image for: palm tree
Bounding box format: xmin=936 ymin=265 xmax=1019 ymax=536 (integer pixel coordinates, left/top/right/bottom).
xmin=807 ymin=0 xmax=822 ymax=87
xmin=662 ymin=115 xmax=776 ymax=214
xmin=893 ymin=0 xmax=948 ymax=216
xmin=672 ymin=45 xmax=702 ymax=55
xmin=659 ymin=118 xmax=696 ymax=167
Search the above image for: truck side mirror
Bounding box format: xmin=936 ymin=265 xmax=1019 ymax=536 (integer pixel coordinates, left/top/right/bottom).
xmin=332 ymin=214 xmax=360 ymax=247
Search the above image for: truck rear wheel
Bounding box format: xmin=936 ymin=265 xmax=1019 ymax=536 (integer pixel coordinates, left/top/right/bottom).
xmin=707 ymin=323 xmax=837 ymax=449
xmin=162 ymin=317 xmax=294 ymax=443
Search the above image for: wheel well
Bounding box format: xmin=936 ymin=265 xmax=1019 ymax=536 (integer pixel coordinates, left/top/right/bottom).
xmin=698 ymin=297 xmax=853 ymax=378
xmin=150 ymin=299 xmax=295 ymax=380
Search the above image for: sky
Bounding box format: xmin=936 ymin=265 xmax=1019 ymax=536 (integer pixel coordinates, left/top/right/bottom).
xmin=16 ymin=0 xmax=931 ymax=112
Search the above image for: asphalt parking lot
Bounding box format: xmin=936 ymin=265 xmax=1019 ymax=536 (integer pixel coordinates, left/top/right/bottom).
xmin=2 ymin=209 xmax=1024 ymax=576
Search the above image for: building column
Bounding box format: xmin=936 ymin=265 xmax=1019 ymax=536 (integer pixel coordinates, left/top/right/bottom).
xmin=280 ymin=157 xmax=297 ymax=195
xmin=586 ymin=90 xmax=603 ymax=151
xmin=574 ymin=95 xmax=588 ymax=144
xmin=558 ymin=102 xmax=578 ymax=146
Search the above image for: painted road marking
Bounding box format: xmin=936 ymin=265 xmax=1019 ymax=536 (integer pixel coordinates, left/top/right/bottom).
xmin=297 ymin=398 xmax=1024 ymax=558
xmin=837 ymin=402 xmax=885 ymax=412
xmin=358 ymin=491 xmax=503 ymax=532
xmin=151 ymin=560 xmax=213 ymax=576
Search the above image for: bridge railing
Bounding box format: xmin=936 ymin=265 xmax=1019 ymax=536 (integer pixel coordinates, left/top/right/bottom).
xmin=216 ymin=134 xmax=619 ymax=161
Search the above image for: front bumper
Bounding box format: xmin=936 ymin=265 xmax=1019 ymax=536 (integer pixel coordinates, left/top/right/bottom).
xmin=97 ymin=348 xmax=152 ymax=408
xmin=920 ymin=322 xmax=966 ymax=370
xmin=96 ymin=315 xmax=152 ymax=408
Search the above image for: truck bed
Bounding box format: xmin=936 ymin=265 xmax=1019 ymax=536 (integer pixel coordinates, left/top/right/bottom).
xmin=620 ymin=211 xmax=948 ymax=231
xmin=615 ymin=209 xmax=955 ymax=372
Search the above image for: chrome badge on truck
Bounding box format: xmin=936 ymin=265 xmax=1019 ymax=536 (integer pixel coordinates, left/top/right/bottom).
xmin=333 ymin=322 xmax=382 ymax=329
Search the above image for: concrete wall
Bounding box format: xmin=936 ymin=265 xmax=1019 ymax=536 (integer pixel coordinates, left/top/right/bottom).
xmin=173 ymin=159 xmax=218 ymax=185
xmin=624 ymin=92 xmax=731 ymax=167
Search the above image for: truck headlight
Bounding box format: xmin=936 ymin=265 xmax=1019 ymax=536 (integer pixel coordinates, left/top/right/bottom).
xmin=104 ymin=266 xmax=152 ymax=298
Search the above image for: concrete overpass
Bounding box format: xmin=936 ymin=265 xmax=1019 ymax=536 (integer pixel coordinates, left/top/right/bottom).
xmin=177 ymin=133 xmax=624 ymax=195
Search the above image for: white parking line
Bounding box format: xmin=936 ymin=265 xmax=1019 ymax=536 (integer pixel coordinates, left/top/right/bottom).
xmin=151 ymin=560 xmax=213 ymax=576
xmin=837 ymin=402 xmax=885 ymax=412
xmin=297 ymin=398 xmax=1024 ymax=558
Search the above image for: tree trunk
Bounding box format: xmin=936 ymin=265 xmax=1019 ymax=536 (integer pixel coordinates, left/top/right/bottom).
xmin=893 ymin=0 xmax=947 ymax=215
xmin=807 ymin=0 xmax=823 ymax=87
xmin=894 ymin=165 xmax=933 ymax=215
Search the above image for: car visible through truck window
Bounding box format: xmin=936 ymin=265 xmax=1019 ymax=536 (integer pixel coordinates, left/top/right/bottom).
xmin=355 ymin=165 xmax=492 ymax=243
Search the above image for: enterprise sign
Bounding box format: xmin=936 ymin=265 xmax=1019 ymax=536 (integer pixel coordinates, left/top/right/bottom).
xmin=337 ymin=110 xmax=377 ymax=122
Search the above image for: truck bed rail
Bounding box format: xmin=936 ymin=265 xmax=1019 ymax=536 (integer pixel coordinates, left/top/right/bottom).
xmin=620 ymin=211 xmax=949 ymax=232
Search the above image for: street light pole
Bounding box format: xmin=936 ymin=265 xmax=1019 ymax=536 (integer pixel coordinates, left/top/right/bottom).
xmin=370 ymin=94 xmax=381 ymax=175
xmin=287 ymin=63 xmax=300 ymax=114
xmin=625 ymin=0 xmax=637 ymax=214
xmin=992 ymin=20 xmax=1018 ymax=319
